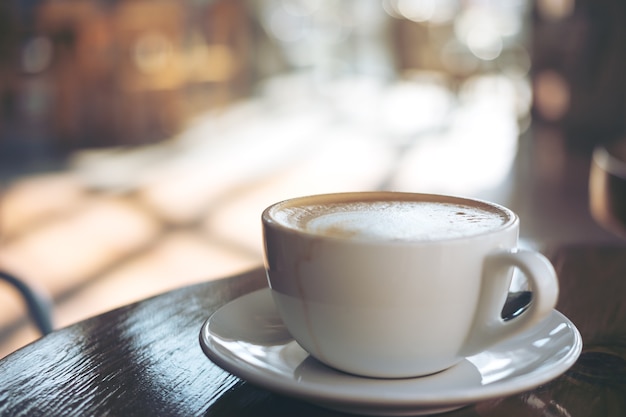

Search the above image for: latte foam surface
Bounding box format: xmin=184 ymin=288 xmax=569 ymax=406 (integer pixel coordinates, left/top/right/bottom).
xmin=272 ymin=200 xmax=509 ymax=241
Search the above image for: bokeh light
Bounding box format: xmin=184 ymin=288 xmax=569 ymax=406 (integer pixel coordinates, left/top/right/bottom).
xmin=22 ymin=36 xmax=54 ymax=74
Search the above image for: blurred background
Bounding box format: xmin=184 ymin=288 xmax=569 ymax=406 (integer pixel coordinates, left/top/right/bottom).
xmin=1 ymin=0 xmax=625 ymax=357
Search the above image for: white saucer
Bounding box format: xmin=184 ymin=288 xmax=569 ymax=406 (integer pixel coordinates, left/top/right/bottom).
xmin=199 ymin=288 xmax=582 ymax=416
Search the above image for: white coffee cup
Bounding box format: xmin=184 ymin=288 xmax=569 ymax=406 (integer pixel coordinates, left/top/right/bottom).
xmin=262 ymin=192 xmax=559 ymax=378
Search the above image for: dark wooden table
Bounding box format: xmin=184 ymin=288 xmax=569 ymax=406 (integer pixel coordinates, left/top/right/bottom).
xmin=1 ymin=245 xmax=626 ymax=417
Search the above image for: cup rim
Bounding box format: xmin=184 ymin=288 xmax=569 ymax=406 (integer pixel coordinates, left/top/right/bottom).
xmin=592 ymin=142 xmax=626 ymax=178
xmin=262 ymin=191 xmax=518 ymax=244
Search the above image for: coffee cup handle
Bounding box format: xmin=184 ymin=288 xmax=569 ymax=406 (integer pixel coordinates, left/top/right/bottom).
xmin=461 ymin=249 xmax=559 ymax=356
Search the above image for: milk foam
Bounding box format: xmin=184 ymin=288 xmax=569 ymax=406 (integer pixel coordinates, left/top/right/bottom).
xmin=274 ymin=201 xmax=508 ymax=241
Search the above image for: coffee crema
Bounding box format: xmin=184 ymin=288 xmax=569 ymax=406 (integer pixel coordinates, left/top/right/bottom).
xmin=270 ymin=199 xmax=510 ymax=241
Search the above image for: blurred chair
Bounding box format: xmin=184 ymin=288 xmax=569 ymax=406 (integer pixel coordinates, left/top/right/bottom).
xmin=0 ymin=271 xmax=53 ymax=336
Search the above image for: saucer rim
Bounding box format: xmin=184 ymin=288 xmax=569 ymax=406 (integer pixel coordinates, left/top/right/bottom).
xmin=200 ymin=288 xmax=582 ymax=410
